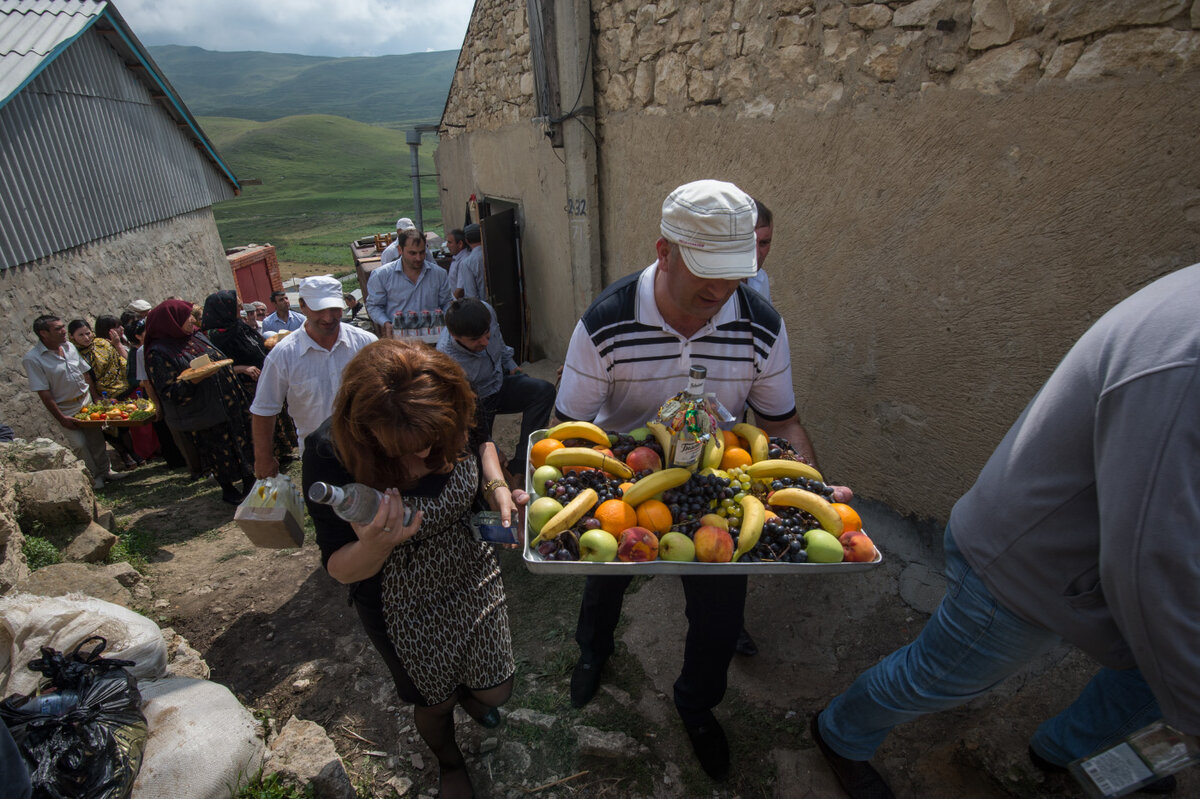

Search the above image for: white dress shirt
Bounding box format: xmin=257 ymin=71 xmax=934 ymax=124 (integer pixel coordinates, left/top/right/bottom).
xmin=250 ymin=322 xmax=376 ymax=453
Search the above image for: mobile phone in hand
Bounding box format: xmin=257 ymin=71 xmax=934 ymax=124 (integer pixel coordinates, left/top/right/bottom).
xmin=470 ymin=510 xmax=519 ymax=546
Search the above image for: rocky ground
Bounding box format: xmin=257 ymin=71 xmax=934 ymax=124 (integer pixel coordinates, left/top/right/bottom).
xmin=75 ymin=359 xmax=1195 ymax=798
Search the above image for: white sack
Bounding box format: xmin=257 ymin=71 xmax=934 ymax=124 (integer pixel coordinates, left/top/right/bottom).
xmin=0 ymin=592 xmax=167 ymax=696
xmin=133 ymin=678 xmax=265 ymax=799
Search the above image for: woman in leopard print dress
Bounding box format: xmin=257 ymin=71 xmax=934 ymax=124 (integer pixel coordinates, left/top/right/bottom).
xmin=303 ymin=340 xmax=528 ymax=799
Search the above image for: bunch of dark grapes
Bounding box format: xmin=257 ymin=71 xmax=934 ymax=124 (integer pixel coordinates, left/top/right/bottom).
xmin=742 ymin=506 xmax=816 ymax=563
xmin=662 ymin=473 xmax=733 ymax=536
xmin=544 ymin=471 xmax=625 ymax=506
xmin=767 ymin=435 xmax=817 ymax=466
xmin=609 ymin=432 xmax=637 ymax=461
xmin=768 ymin=476 xmax=836 ymax=499
xmin=535 ymin=532 xmax=579 ymax=561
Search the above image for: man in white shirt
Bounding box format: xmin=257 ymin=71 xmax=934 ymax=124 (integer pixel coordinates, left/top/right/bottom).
xmin=261 ymin=291 xmax=306 ymax=335
xmin=251 ymin=276 xmax=376 ymax=476
xmin=22 ymin=315 xmax=125 ymax=489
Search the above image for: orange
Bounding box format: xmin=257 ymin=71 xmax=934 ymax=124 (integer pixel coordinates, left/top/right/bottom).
xmin=618 ymin=481 xmax=635 ymax=495
xmin=721 ymin=430 xmax=740 ymax=450
xmin=594 ymin=499 xmax=638 ymax=534
xmin=721 ymin=447 xmax=753 ymax=470
xmin=635 ymin=499 xmax=673 ymax=534
xmin=831 ymin=503 xmax=862 ymax=532
xmin=530 ymin=438 xmax=564 ymax=469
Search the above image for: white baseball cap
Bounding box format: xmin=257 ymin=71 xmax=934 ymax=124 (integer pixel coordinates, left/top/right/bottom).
xmin=298 ymin=276 xmax=344 ymax=312
xmin=396 ymin=217 xmax=416 ymax=231
xmin=660 ymin=180 xmax=758 ymax=279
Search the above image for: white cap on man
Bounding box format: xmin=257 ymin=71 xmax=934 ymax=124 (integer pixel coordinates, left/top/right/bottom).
xmin=396 ymin=217 xmax=416 ymax=231
xmin=298 ymin=276 xmax=345 ymax=311
xmin=128 ymin=299 xmax=152 ymax=313
xmin=660 ymin=180 xmax=759 ymax=280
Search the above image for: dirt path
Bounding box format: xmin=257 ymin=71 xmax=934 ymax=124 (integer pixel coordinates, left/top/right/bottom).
xmin=97 ymin=404 xmax=1197 ymax=799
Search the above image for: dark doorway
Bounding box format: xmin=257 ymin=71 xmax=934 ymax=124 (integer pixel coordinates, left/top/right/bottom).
xmin=480 ymin=205 xmax=527 ymax=362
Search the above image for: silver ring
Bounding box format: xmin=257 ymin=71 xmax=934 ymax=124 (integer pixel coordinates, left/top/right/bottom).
xmin=383 ymin=526 xmax=392 ymax=532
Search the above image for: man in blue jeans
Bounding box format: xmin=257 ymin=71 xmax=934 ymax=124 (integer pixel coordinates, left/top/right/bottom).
xmin=436 ymin=297 xmax=555 ymax=477
xmin=812 ymin=263 xmax=1200 ymax=799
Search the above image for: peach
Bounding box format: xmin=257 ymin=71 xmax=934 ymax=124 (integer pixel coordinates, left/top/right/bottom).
xmin=839 ymin=530 xmax=877 ymax=563
xmin=624 ymin=445 xmax=663 ymax=473
xmin=617 ymin=526 xmax=659 ymax=562
xmin=694 ymin=525 xmax=734 ymax=563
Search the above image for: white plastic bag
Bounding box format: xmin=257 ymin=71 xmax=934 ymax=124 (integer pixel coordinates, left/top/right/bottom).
xmin=234 ymin=475 xmax=306 ymax=548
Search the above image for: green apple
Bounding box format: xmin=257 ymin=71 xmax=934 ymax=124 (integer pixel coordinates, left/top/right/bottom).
xmin=578 ymin=529 xmax=619 ymax=561
xmin=658 ymin=531 xmax=696 ymax=562
xmin=803 ymin=529 xmax=845 ymax=563
xmin=628 ymin=426 xmax=650 ymax=442
xmin=530 ymin=465 xmax=562 ymax=497
xmin=528 ymin=497 xmax=564 ymax=534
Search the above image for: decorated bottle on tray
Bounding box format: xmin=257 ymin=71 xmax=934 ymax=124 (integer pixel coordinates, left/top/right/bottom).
xmin=655 ymin=365 xmax=717 ymax=472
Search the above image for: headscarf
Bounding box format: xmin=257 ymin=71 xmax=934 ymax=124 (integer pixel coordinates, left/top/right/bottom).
xmin=201 ymin=290 xmax=240 ymax=331
xmin=144 ymin=299 xmax=205 ymax=359
xmin=202 ymin=290 xmax=269 ymax=369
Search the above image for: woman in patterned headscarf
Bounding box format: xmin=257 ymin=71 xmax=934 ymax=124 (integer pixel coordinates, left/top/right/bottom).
xmin=303 ymin=340 xmax=528 ymax=799
xmin=143 ymin=300 xmax=256 ymax=504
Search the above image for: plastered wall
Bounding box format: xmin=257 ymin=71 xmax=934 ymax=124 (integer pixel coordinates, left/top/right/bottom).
xmin=3 ymin=208 xmax=235 ymax=442
xmin=437 ymin=0 xmax=1200 ymax=519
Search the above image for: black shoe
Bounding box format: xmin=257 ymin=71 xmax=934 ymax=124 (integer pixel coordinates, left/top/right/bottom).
xmin=1028 ymin=746 xmax=1177 ymax=794
xmin=570 ymin=657 xmax=605 ymax=708
xmin=221 ymin=488 xmax=244 ymax=505
xmin=682 ymin=711 xmax=730 ymax=781
xmin=477 ymin=707 xmax=501 ymax=729
xmin=735 ymin=627 xmax=758 ymax=657
xmin=810 ymin=710 xmax=895 ymax=799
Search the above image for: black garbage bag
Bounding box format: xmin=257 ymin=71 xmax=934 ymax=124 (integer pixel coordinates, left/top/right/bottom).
xmin=0 ymin=637 xmax=148 ymax=799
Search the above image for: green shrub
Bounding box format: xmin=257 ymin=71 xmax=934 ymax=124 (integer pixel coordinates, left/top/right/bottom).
xmin=22 ymin=536 xmax=62 ymax=570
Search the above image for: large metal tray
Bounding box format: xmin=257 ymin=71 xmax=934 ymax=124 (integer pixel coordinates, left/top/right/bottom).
xmin=520 ymin=430 xmax=883 ymax=575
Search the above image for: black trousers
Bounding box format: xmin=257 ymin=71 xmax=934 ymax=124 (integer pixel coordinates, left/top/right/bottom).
xmin=479 ymin=372 xmax=556 ymax=472
xmin=574 ymin=572 xmax=747 ymax=724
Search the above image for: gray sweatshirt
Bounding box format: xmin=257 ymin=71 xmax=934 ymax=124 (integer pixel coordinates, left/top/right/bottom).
xmin=952 ymin=262 xmax=1200 ymax=734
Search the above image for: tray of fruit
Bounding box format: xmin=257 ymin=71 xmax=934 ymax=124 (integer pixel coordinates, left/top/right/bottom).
xmin=71 ymin=398 xmax=157 ymax=428
xmin=522 ymin=423 xmax=882 ymax=575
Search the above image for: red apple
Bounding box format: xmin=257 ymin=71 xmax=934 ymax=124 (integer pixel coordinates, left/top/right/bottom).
xmin=624 ymin=445 xmax=663 ymax=473
xmin=617 ymin=526 xmax=659 ymax=562
xmin=694 ymin=525 xmax=734 ymax=563
xmin=839 ymin=530 xmax=877 ymax=563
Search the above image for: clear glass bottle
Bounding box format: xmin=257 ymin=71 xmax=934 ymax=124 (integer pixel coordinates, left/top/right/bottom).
xmin=420 ymin=309 xmax=433 ymax=335
xmin=308 ymin=481 xmax=413 ymax=526
xmin=1069 ymin=720 xmax=1200 ymax=799
xmin=432 ymin=309 xmax=445 ymax=335
xmin=407 ymin=311 xmax=421 ymax=339
xmin=392 ymin=312 xmax=405 ymax=339
xmin=657 ymin=365 xmax=714 ymax=472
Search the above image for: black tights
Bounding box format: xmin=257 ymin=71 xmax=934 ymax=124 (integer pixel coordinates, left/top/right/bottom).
xmin=414 ymin=677 xmax=513 ymax=799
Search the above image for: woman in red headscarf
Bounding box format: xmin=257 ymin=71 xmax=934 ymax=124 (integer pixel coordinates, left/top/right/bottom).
xmin=143 ymin=299 xmax=256 ymax=504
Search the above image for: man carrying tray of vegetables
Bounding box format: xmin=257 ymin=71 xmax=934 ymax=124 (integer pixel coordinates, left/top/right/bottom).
xmin=554 ymin=179 xmax=851 ymax=781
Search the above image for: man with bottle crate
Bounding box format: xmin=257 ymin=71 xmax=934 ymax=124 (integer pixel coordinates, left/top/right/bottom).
xmin=554 ymin=179 xmax=848 ymax=781
xmin=366 ymin=228 xmax=452 ymax=340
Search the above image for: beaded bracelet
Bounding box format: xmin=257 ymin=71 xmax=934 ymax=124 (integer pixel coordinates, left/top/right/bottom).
xmin=482 ymin=478 xmax=508 ymax=497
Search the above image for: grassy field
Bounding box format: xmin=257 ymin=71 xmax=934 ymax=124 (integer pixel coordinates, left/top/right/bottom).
xmin=203 ymin=114 xmax=444 ymax=271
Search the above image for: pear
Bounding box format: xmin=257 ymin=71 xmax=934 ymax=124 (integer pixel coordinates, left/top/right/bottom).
xmin=803 ymin=529 xmax=845 ymax=563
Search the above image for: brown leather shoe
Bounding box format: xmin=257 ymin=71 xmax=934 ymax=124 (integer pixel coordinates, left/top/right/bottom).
xmin=811 ymin=710 xmax=896 ymax=799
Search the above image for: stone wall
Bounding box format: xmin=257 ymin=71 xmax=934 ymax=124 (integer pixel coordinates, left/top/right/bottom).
xmin=437 ymin=0 xmax=1200 ymax=519
xmin=2 ymin=208 xmax=234 ymax=443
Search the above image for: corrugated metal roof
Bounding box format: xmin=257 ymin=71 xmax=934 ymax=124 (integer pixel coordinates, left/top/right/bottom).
xmin=0 ymin=0 xmax=105 ymax=107
xmin=0 ymin=1 xmax=241 ymax=268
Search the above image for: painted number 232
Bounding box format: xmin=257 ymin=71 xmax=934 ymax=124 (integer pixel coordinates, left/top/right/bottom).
xmin=566 ymin=198 xmax=587 ymax=216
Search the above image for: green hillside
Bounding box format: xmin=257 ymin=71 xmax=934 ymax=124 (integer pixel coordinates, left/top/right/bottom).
xmin=203 ymin=114 xmax=441 ymax=268
xmin=150 ymin=45 xmax=457 ymax=128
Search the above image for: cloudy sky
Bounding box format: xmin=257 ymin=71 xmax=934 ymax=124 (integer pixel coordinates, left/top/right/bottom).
xmin=117 ymin=0 xmax=474 ymax=57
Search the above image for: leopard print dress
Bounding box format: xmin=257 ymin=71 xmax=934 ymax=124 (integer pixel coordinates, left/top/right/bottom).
xmin=379 ymin=456 xmax=514 ymax=705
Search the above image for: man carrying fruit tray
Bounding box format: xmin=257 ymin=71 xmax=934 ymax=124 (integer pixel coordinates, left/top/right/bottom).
xmin=554 ymin=179 xmax=851 ymax=781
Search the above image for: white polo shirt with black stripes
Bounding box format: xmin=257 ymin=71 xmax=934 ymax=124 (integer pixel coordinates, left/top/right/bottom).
xmin=556 ymin=263 xmax=797 ymax=433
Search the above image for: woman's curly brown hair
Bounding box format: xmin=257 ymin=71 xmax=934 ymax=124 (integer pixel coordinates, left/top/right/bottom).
xmin=331 ymin=340 xmax=476 ymax=490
